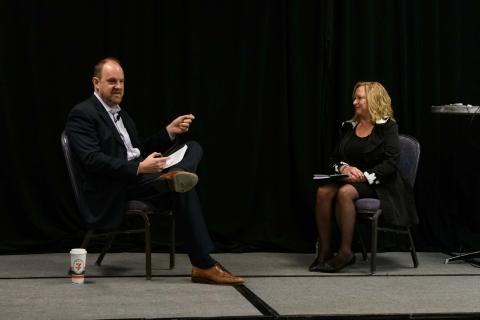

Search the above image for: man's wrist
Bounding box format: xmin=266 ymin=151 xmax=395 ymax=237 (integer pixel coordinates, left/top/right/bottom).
xmin=166 ymin=126 xmax=176 ymax=141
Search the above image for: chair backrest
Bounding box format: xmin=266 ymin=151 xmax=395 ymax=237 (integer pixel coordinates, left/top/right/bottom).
xmin=61 ymin=131 xmax=89 ymax=217
xmin=398 ymin=134 xmax=421 ymax=187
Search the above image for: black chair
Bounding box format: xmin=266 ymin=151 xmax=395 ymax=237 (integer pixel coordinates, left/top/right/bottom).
xmin=61 ymin=131 xmax=175 ymax=280
xmin=355 ymin=134 xmax=420 ymax=274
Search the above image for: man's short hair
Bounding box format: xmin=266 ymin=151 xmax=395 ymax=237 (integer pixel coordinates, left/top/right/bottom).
xmin=93 ymin=57 xmax=121 ymax=78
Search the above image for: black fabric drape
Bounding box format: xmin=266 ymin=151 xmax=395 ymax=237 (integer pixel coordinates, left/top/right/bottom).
xmin=1 ymin=0 xmax=479 ymax=253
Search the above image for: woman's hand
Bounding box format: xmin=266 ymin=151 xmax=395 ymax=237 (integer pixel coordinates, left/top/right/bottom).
xmin=341 ymin=165 xmax=366 ymax=183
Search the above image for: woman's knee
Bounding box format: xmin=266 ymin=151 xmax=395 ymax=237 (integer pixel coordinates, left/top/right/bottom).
xmin=316 ymin=185 xmax=337 ymax=202
xmin=336 ymin=184 xmax=358 ymax=202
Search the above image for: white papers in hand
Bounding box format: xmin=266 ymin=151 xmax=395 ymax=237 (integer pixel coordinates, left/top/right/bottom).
xmin=164 ymin=145 xmax=188 ymax=169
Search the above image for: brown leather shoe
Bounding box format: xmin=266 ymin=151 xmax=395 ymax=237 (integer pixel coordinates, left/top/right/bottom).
xmin=191 ymin=264 xmax=244 ymax=285
xmin=159 ymin=171 xmax=198 ymax=193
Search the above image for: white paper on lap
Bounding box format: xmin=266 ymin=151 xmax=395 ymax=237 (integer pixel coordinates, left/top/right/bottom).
xmin=164 ymin=144 xmax=188 ymax=169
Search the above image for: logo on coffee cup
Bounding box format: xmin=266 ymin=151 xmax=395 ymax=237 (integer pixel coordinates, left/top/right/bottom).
xmin=72 ymin=258 xmax=85 ymax=274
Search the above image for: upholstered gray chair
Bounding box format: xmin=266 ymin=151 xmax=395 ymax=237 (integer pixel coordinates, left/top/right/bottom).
xmin=355 ymin=134 xmax=420 ymax=274
xmin=61 ymin=131 xmax=175 ymax=280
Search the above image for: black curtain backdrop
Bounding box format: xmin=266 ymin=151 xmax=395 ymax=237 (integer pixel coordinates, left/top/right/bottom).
xmin=1 ymin=0 xmax=479 ymax=254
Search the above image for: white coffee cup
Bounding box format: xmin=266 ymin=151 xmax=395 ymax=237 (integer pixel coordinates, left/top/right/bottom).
xmin=70 ymin=248 xmax=87 ymax=284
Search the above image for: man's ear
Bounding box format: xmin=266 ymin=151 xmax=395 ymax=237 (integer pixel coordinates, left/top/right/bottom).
xmin=92 ymin=77 xmax=100 ymax=92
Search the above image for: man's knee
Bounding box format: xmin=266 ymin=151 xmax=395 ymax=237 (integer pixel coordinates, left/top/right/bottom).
xmin=185 ymin=140 xmax=203 ymax=158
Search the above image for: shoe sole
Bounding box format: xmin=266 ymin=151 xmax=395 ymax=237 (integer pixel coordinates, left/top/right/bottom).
xmin=191 ymin=277 xmax=244 ymax=286
xmin=168 ymin=173 xmax=198 ymax=193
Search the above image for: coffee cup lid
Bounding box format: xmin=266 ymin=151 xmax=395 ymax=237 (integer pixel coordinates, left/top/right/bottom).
xmin=70 ymin=248 xmax=87 ymax=254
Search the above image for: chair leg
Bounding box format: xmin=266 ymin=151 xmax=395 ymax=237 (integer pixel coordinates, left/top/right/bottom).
xmin=133 ymin=210 xmax=153 ymax=280
xmin=144 ymin=215 xmax=152 ymax=280
xmin=96 ymin=234 xmax=115 ymax=266
xmin=407 ymin=227 xmax=419 ymax=268
xmin=169 ymin=214 xmax=175 ymax=269
xmin=81 ymin=230 xmax=94 ymax=248
xmin=356 ymin=224 xmax=368 ymax=261
xmin=370 ymin=216 xmax=379 ymax=274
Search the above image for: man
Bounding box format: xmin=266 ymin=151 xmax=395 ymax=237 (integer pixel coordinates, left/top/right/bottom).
xmin=66 ymin=57 xmax=243 ymax=285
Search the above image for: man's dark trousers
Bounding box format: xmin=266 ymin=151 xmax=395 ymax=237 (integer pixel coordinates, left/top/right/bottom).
xmin=127 ymin=141 xmax=215 ymax=268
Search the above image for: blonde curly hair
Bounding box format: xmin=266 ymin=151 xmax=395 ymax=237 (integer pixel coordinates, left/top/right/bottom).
xmin=352 ymin=81 xmax=395 ymax=123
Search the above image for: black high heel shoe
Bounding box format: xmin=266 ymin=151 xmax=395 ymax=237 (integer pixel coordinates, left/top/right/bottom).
xmin=318 ymin=253 xmax=356 ymax=273
xmin=308 ymin=254 xmax=333 ymax=272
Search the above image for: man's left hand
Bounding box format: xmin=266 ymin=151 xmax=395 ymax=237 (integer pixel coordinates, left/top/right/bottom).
xmin=166 ymin=114 xmax=195 ymax=136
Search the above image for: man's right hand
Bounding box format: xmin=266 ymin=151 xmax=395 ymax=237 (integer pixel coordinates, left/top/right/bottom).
xmin=137 ymin=152 xmax=170 ymax=174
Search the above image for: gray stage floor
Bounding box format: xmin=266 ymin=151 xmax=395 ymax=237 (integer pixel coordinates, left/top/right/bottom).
xmin=1 ymin=252 xmax=480 ymax=319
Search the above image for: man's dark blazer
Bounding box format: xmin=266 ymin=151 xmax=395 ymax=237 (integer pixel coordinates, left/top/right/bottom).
xmin=65 ymin=95 xmax=175 ymax=229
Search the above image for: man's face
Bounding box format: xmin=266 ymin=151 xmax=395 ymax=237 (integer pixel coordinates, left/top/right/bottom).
xmin=93 ymin=61 xmax=125 ymax=106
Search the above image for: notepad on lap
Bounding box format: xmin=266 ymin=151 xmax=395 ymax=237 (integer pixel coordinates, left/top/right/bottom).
xmin=313 ymin=173 xmax=348 ymax=181
xmin=164 ymin=144 xmax=188 ymax=169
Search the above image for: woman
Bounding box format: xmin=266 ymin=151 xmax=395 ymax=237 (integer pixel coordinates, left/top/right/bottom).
xmin=310 ymin=81 xmax=418 ymax=273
